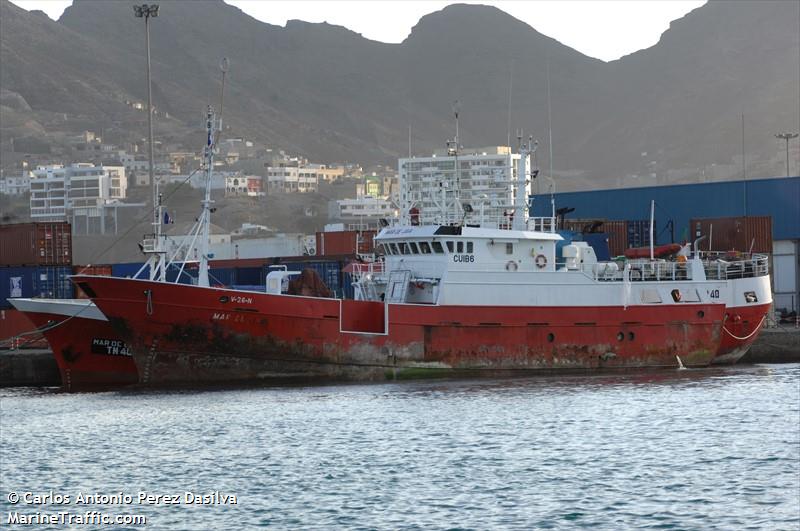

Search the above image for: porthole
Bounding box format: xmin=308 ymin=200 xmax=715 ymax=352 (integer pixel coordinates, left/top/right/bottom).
xmin=617 ymin=332 xmax=624 ymax=341
xmin=628 ymin=332 xmax=635 ymax=341
xmin=547 ymin=333 xmax=555 ymax=343
xmin=697 ymin=310 xmax=705 ymax=318
xmin=219 ymin=296 xmax=229 ymax=303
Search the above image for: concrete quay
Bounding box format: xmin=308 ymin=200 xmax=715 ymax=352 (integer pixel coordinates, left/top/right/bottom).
xmin=0 ymin=348 xmax=61 ymax=387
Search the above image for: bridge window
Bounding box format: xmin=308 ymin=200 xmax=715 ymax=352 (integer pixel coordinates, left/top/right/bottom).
xmin=420 ymin=242 xmax=431 ymax=254
xmin=457 ymin=242 xmax=464 ymax=253
xmin=410 ymin=242 xmax=420 ymax=254
xmin=467 ymin=242 xmax=474 ymax=253
xmin=432 ymin=242 xmax=444 ymax=254
xmin=390 ymin=243 xmax=400 ymax=255
xmin=506 ymin=243 xmax=513 ymax=254
xmin=446 ymin=241 xmax=454 ymax=253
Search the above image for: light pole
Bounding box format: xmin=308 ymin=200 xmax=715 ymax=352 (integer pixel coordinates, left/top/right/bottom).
xmin=133 ymin=4 xmax=159 ymax=235
xmin=775 ymin=132 xmax=799 ymax=177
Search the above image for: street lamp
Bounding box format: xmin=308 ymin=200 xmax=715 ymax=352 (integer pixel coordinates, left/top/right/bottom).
xmin=775 ymin=132 xmax=799 ymax=177
xmin=133 ymin=4 xmax=159 ymax=236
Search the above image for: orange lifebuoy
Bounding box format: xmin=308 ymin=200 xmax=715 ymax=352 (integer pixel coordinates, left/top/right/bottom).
xmin=534 ymin=254 xmax=547 ymax=269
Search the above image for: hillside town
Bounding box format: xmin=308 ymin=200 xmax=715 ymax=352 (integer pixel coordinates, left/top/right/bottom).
xmin=0 ymin=127 xmax=405 ymax=255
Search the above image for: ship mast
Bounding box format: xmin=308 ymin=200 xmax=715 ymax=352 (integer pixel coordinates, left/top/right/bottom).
xmin=197 ymin=106 xmax=217 ymax=288
xmin=445 ymin=101 xmax=463 ymax=225
xmin=513 ymin=134 xmax=537 ymax=231
xmin=197 ymin=58 xmax=227 ymax=287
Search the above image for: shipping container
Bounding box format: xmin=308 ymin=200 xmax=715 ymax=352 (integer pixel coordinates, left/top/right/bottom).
xmin=689 ymin=216 xmax=773 ymax=253
xmin=73 ymin=265 xmax=113 ymax=298
xmin=165 ymin=266 xmax=196 ymax=285
xmin=562 ymin=219 xmax=627 ymax=257
xmin=561 ymin=219 xmax=605 ymax=233
xmin=280 ymin=260 xmax=343 ymax=296
xmin=1 ymin=265 xmax=72 ymax=307
xmin=0 ymin=222 xmax=72 ymax=266
xmin=111 ymin=262 xmax=148 ymax=278
xmin=626 ymin=219 xmax=656 ymax=250
xmin=603 ymin=221 xmax=628 ymax=257
xmin=0 ymin=267 xmax=36 ymax=309
xmin=33 ymin=266 xmax=74 ymax=299
xmin=208 ymin=267 xmax=234 ymax=287
xmin=73 ymin=264 xmax=113 ymax=276
xmin=316 ymin=230 xmax=376 ymax=257
xmin=235 ymin=266 xmax=263 ymax=286
xmin=341 ymin=271 xmax=355 ymax=300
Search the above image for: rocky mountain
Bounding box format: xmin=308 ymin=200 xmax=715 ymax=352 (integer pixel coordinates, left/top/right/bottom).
xmin=1 ymin=0 xmax=798 ymax=186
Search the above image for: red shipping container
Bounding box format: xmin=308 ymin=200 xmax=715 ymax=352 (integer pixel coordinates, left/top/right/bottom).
xmin=72 ymin=265 xmax=113 ymax=298
xmin=0 ymin=222 xmax=72 ymax=267
xmin=316 ymin=230 xmax=376 ymax=257
xmin=690 ymin=216 xmax=772 ymax=253
xmin=604 ymin=221 xmax=629 ymax=257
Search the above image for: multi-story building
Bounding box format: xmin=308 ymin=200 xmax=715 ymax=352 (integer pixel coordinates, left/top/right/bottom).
xmin=267 ymin=165 xmax=318 ymax=193
xmin=398 ymin=146 xmax=525 ymax=227
xmin=0 ymin=172 xmax=31 ymax=195
xmin=29 ymin=164 xmax=127 ymax=232
xmin=265 ymin=161 xmax=349 ymax=193
xmin=225 ymin=175 xmax=265 ymax=197
xmin=307 ymin=164 xmax=345 ymax=182
xmin=332 ymin=196 xmax=396 ymax=224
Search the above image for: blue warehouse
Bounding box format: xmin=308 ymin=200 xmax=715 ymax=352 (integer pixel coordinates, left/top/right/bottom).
xmin=531 ymin=176 xmax=800 ymax=313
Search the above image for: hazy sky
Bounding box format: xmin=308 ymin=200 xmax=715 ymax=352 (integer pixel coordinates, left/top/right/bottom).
xmin=11 ymin=0 xmax=706 ymax=61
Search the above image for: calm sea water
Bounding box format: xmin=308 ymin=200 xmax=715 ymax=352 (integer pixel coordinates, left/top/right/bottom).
xmin=1 ymin=364 xmax=798 ymax=530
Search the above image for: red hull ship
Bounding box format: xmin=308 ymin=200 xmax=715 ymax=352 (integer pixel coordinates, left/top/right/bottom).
xmin=8 ymin=299 xmax=137 ymax=391
xmin=70 ymin=127 xmax=734 ymax=386
xmin=73 ymin=273 xmax=724 ymax=386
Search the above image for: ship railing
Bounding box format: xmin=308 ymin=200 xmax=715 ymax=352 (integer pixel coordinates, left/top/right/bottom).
xmin=527 ymin=217 xmax=556 ymax=233
xmin=348 ymin=261 xmax=384 ymax=282
xmin=626 ymin=260 xmax=691 ymax=282
xmin=701 ymin=253 xmax=769 ymax=280
xmin=577 ymin=259 xmax=692 ymax=283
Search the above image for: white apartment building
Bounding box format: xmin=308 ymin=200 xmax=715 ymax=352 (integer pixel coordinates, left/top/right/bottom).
xmin=398 ymin=146 xmax=525 ymax=228
xmin=0 ymin=172 xmax=31 ymax=195
xmin=29 ymin=164 xmax=127 ymax=221
xmin=267 ymin=165 xmax=318 ymax=193
xmin=334 ymin=196 xmax=395 ymax=221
